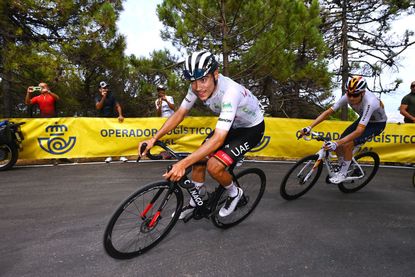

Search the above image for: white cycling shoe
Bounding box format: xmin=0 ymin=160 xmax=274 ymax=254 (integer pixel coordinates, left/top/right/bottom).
xmin=219 ymin=187 xmax=243 ymax=217
xmin=329 ymin=173 xmax=347 ymax=184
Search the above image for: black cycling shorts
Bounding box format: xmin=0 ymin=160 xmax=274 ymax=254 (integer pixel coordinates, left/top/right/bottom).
xmin=203 ymin=120 xmax=265 ymax=167
xmin=341 ymin=119 xmax=386 ymax=146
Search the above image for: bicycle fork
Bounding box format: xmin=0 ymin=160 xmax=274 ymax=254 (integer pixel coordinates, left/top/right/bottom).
xmin=140 ymin=186 xmax=176 ymax=228
xmin=299 ymin=159 xmax=322 ymax=184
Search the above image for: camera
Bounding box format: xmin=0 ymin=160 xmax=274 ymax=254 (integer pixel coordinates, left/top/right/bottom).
xmin=32 ymin=86 xmax=42 ymax=92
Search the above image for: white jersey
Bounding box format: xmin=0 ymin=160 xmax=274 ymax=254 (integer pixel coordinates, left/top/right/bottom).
xmin=180 ymin=74 xmax=264 ymax=131
xmin=155 ymin=95 xmax=175 ymax=118
xmin=331 ymin=91 xmax=387 ymax=126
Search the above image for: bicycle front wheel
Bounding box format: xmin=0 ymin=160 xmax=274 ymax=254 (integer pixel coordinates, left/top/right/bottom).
xmin=103 ymin=181 xmax=183 ymax=259
xmin=212 ymin=168 xmax=266 ymax=229
xmin=338 ymin=151 xmax=379 ymax=193
xmin=280 ymin=154 xmax=323 ymax=200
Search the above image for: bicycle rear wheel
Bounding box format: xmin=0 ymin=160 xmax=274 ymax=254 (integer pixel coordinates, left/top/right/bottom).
xmin=338 ymin=151 xmax=379 ymax=193
xmin=211 ymin=168 xmax=266 ymax=229
xmin=103 ymin=181 xmax=183 ymax=259
xmin=280 ymin=154 xmax=323 ymax=200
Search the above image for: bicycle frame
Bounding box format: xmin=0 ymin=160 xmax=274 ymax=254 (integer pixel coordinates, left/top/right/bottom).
xmin=301 ymin=132 xmax=366 ymax=183
xmin=138 ymin=140 xmax=241 ymax=223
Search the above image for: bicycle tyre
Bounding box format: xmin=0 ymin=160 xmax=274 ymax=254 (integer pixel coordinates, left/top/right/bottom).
xmin=280 ymin=154 xmax=323 ymax=200
xmin=412 ymin=170 xmax=415 ymax=188
xmin=338 ymin=151 xmax=380 ymax=193
xmin=0 ymin=142 xmax=18 ymax=171
xmin=103 ymin=181 xmax=183 ymax=259
xmin=211 ymin=168 xmax=266 ymax=229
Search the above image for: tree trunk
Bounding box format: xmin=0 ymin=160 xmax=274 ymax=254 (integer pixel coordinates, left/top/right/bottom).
xmin=340 ymin=0 xmax=349 ymax=121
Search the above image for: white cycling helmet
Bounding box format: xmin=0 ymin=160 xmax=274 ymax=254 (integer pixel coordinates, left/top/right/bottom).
xmin=346 ymin=76 xmax=367 ymax=95
xmin=183 ymin=51 xmax=218 ymax=81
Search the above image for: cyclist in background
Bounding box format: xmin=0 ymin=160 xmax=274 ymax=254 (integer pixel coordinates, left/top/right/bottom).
xmin=139 ymin=50 xmax=265 ymax=218
xmin=299 ymin=76 xmax=387 ymax=184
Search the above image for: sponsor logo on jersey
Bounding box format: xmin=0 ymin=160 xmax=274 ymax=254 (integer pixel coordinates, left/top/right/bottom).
xmin=218 ymin=118 xmax=232 ymax=123
xmin=222 ymin=102 xmax=232 ymax=109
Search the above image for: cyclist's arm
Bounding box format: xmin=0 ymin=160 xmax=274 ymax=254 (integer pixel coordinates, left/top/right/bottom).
xmin=336 ymin=124 xmax=365 ymax=146
xmin=163 ymin=128 xmax=227 ymax=181
xmin=146 ymin=107 xmax=188 ymax=147
xmin=309 ymin=108 xmax=334 ymax=129
xmin=178 ymin=128 xmax=227 ymax=168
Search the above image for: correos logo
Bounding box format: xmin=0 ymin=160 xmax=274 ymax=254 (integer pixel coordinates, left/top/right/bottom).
xmin=37 ymin=123 xmax=76 ymax=155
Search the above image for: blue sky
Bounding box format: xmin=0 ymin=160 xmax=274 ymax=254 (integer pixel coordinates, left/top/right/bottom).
xmin=116 ymin=0 xmax=415 ymax=123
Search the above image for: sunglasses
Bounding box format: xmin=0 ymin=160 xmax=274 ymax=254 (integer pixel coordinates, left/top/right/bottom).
xmin=347 ymin=93 xmax=362 ymax=98
xmin=411 ymin=84 xmax=415 ymax=88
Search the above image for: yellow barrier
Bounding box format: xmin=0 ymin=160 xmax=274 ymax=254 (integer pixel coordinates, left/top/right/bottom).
xmin=2 ymin=117 xmax=414 ymax=163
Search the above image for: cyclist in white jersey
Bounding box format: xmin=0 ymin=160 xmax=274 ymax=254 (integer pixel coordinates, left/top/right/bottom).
xmin=299 ymin=76 xmax=387 ymax=184
xmin=139 ymin=50 xmax=265 ymax=218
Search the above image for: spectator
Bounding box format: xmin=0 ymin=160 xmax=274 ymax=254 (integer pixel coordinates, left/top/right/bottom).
xmin=25 ymin=82 xmax=59 ymax=117
xmin=155 ymin=85 xmax=175 ymax=117
xmin=95 ymin=81 xmax=128 ymax=163
xmin=400 ymin=81 xmax=415 ymax=123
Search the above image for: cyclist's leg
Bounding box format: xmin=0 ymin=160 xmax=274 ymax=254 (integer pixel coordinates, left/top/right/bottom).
xmin=177 ymin=136 xmax=211 ymax=218
xmin=334 ymin=121 xmax=385 ymax=182
xmin=208 ymin=121 xmax=265 ymax=187
xmin=208 ymin=121 xmax=265 ymax=216
xmin=330 ymin=120 xmax=359 ymax=183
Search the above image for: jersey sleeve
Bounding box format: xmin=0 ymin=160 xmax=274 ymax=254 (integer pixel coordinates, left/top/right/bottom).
xmin=30 ymin=95 xmax=39 ymax=105
xmin=167 ymin=96 xmax=174 ymax=104
xmin=215 ymin=89 xmax=241 ymax=131
xmin=331 ymin=94 xmax=348 ymax=112
xmin=180 ymin=87 xmax=197 ymax=110
xmin=401 ymin=94 xmax=410 ymax=105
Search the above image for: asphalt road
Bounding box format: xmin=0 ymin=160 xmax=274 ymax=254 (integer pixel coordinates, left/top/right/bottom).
xmin=0 ymin=161 xmax=414 ymax=277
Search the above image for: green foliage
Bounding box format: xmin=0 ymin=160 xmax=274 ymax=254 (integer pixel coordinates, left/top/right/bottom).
xmin=1 ymin=0 xmax=413 ymax=120
xmin=158 ymin=0 xmax=332 ymax=119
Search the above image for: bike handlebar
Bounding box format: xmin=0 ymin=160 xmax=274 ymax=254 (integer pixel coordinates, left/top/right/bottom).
xmin=137 ymin=140 xmax=193 ymax=186
xmin=137 ymin=140 xmax=190 ymax=162
xmin=298 ymin=131 xmax=328 ymax=142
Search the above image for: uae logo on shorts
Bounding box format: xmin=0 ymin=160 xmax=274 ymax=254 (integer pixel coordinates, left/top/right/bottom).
xmin=38 ymin=122 xmax=76 ymax=155
xmin=250 ymin=136 xmax=270 ymax=152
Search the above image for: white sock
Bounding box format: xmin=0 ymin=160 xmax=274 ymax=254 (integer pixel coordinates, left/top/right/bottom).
xmin=340 ymin=160 xmax=351 ymax=176
xmin=193 ymin=181 xmax=204 ymax=190
xmin=225 ymin=182 xmax=238 ymax=197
